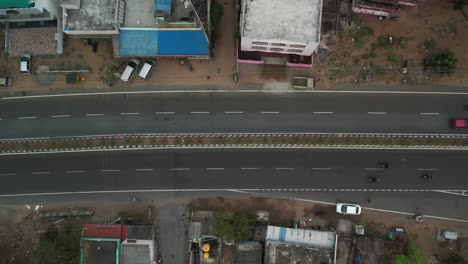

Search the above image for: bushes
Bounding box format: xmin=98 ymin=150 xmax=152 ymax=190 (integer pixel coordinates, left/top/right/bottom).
xmin=427 ymin=49 xmax=458 ymax=76
xmin=33 ymin=225 xmax=81 ymax=264
xmin=213 ymin=212 xmax=255 ymax=242
xmin=395 ymin=238 xmax=427 ymax=264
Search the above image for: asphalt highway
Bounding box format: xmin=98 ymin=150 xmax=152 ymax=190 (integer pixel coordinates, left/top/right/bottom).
xmin=1 ymin=93 xmax=468 ymax=138
xmin=0 ymin=149 xmax=467 ymax=195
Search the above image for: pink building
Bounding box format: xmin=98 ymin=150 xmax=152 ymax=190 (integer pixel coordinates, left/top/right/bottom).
xmin=238 ymin=0 xmax=323 ymax=68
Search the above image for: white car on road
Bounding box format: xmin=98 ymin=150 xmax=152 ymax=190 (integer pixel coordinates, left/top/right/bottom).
xmin=336 ymin=203 xmax=362 ymax=215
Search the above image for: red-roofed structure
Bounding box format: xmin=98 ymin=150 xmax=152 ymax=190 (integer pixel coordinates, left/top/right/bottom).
xmin=82 ymin=224 xmax=129 ymax=241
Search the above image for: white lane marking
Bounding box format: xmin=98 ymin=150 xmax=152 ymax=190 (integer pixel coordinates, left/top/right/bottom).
xmin=260 ymin=111 xmax=280 ymax=114
xmin=364 ymin=168 xmax=384 ymax=171
xmin=312 ymin=168 xmax=332 ymax=170
xmin=18 ymin=116 xmax=36 ymax=120
xmin=120 ymin=112 xmax=139 ymax=115
xmin=0 ymin=173 xmax=16 ymax=176
xmin=7 ymin=89 xmax=468 ymax=101
xmin=66 ymin=170 xmax=85 ymax=173
xmin=155 ymin=111 xmax=175 ymax=115
xmin=86 ymin=113 xmax=104 ymax=117
xmin=433 ymin=190 xmax=468 ymax=197
xmin=420 ymin=112 xmax=440 ymax=115
xmin=135 ymin=168 xmax=155 ymax=171
xmin=313 ymin=111 xmax=333 ymax=114
xmin=32 ymin=171 xmax=50 ymax=175
xmin=0 ymin=118 xmax=3 ymax=121
xmin=206 ymin=168 xmax=225 ymax=170
xmin=51 ymin=114 xmax=71 ymax=118
xmin=190 ymin=111 xmax=210 ymax=114
xmin=224 ymin=111 xmax=244 ymax=114
xmin=101 ymin=169 xmax=120 ymax=172
xmin=417 ymin=168 xmax=438 ymax=171
xmin=171 ymin=168 xmax=190 ymax=171
xmin=241 ymin=168 xmax=260 ymax=170
xmin=368 ymin=112 xmax=387 ymax=115
xmin=275 ymin=168 xmax=296 ymax=170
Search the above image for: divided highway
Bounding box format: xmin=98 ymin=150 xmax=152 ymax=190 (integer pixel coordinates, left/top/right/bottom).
xmin=0 ymin=149 xmax=467 ymax=195
xmin=0 ymin=93 xmax=467 ymax=138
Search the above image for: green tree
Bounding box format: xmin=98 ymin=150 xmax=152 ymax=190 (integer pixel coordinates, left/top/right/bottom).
xmin=33 ymin=225 xmax=81 ymax=264
xmin=428 ymin=49 xmax=458 ymax=76
xmin=395 ymin=238 xmax=427 ymax=264
xmin=213 ymin=212 xmax=255 ymax=241
xmin=454 ymin=0 xmax=468 ymax=9
xmin=444 ymin=253 xmax=467 ymax=264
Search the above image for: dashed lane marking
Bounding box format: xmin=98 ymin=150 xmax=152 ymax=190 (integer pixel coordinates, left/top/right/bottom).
xmin=51 ymin=115 xmax=71 ymax=118
xmin=101 ymin=169 xmax=120 ymax=172
xmin=135 ymin=168 xmax=155 ymax=171
xmin=313 ymin=111 xmax=333 ymax=114
xmin=18 ymin=116 xmax=36 ymax=120
xmin=420 ymin=112 xmax=440 ymax=115
xmin=190 ymin=111 xmax=210 ymax=114
xmin=66 ymin=170 xmax=85 ymax=173
xmin=224 ymin=111 xmax=244 ymax=114
xmin=120 ymin=112 xmax=140 ymax=115
xmin=0 ymin=173 xmax=16 ymax=176
xmin=260 ymin=111 xmax=280 ymax=114
xmin=367 ymin=112 xmax=387 ymax=115
xmin=155 ymin=111 xmax=175 ymax=115
xmin=86 ymin=113 xmax=104 ymax=117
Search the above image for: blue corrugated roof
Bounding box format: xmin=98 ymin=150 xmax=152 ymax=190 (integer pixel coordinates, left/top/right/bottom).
xmin=154 ymin=0 xmax=171 ymax=15
xmin=119 ymin=29 xmax=209 ymax=56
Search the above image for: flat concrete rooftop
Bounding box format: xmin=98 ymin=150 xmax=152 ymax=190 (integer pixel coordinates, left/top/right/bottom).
xmin=66 ymin=0 xmax=116 ymax=31
xmin=242 ymin=0 xmax=322 ymax=43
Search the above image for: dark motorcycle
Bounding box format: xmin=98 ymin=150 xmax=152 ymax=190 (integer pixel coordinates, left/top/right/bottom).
xmin=377 ymin=162 xmax=390 ymax=169
xmin=368 ymin=177 xmax=380 ymax=183
xmin=422 ymin=174 xmax=433 ymax=180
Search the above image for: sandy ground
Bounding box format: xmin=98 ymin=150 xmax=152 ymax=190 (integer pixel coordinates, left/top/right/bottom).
xmin=314 ymin=0 xmax=468 ymax=88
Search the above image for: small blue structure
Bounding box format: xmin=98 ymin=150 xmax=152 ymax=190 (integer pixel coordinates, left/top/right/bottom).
xmin=154 ymin=0 xmax=172 ymax=16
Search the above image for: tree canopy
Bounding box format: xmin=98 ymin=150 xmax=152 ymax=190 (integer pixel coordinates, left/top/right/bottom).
xmin=213 ymin=211 xmax=255 ymax=242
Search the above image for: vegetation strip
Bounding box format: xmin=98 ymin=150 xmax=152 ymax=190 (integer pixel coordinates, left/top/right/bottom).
xmin=1 ymin=133 xmax=468 ymax=154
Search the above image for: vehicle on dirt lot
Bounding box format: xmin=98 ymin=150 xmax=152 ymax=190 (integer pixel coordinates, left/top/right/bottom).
xmin=138 ymin=59 xmax=156 ymax=79
xmin=336 ymin=203 xmax=362 ymax=215
xmin=0 ymin=77 xmax=12 ymax=86
xmin=450 ymin=118 xmax=468 ymax=129
xmin=292 ymin=77 xmax=314 ymax=89
xmin=20 ymin=53 xmax=31 ymax=74
xmin=120 ymin=58 xmax=141 ymax=83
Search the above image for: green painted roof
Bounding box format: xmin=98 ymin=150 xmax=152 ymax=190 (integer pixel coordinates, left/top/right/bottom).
xmin=0 ymin=0 xmax=32 ymax=9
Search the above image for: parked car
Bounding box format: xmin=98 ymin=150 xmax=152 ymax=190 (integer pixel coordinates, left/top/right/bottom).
xmin=20 ymin=53 xmax=31 ymax=74
xmin=138 ymin=59 xmax=156 ymax=79
xmin=120 ymin=58 xmax=141 ymax=83
xmin=336 ymin=203 xmax=362 ymax=215
xmin=450 ymin=118 xmax=468 ymax=129
xmin=0 ymin=77 xmax=12 ymax=86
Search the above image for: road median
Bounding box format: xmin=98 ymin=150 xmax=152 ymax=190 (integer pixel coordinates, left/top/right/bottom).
xmin=1 ymin=133 xmax=468 ymax=155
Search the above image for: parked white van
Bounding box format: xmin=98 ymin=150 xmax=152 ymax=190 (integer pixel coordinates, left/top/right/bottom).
xmin=138 ymin=59 xmax=156 ymax=79
xmin=120 ymin=58 xmax=141 ymax=83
